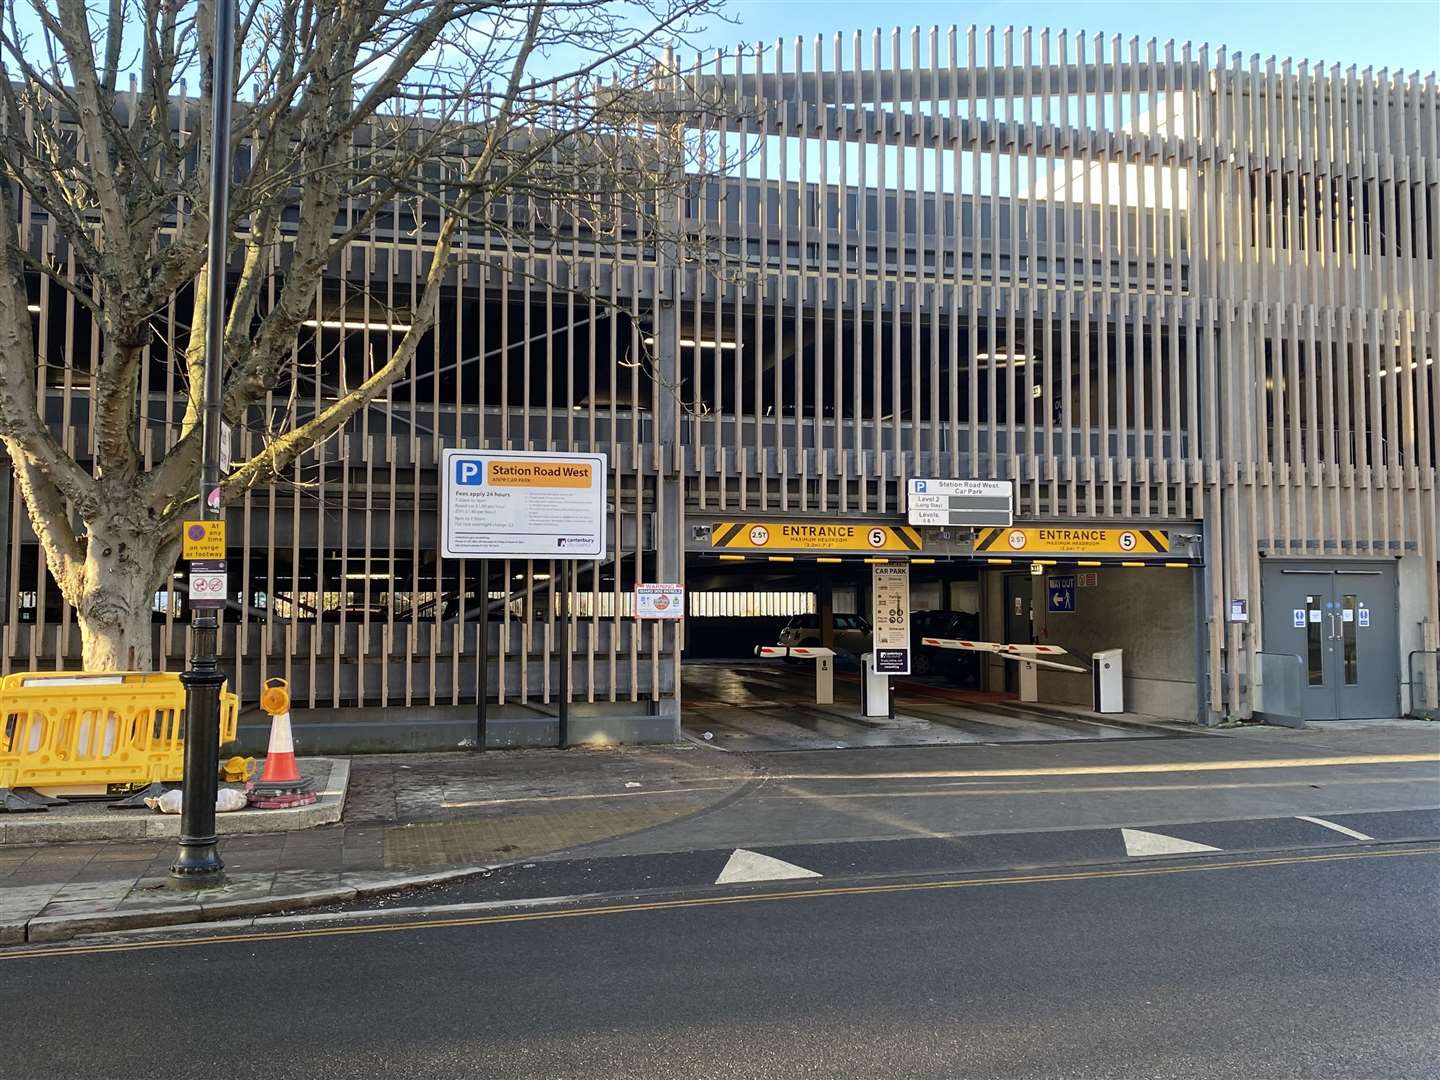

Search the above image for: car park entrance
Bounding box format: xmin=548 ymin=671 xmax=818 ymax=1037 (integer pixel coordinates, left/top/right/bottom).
xmin=681 ymin=517 xmax=1205 ymax=750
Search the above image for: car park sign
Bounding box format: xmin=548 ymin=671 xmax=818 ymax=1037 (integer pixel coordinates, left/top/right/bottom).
xmin=441 ymin=448 xmax=607 ymax=560
xmin=871 ymin=563 xmax=911 ymax=674
xmin=906 ymin=479 xmax=1013 ymax=527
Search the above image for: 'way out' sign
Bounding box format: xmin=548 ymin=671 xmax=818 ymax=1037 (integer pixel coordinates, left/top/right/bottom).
xmin=441 ymin=449 xmax=608 ymax=560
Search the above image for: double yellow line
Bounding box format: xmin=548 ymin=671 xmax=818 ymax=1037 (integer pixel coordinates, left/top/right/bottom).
xmin=5 ymin=844 xmax=1436 ymax=962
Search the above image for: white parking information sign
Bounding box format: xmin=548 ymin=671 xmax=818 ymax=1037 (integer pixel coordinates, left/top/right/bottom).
xmin=871 ymin=563 xmax=911 ymax=674
xmin=442 ymin=448 xmax=608 ymax=560
xmin=906 ymin=478 xmax=1013 ymax=527
xmin=636 ymin=583 xmax=685 ymax=620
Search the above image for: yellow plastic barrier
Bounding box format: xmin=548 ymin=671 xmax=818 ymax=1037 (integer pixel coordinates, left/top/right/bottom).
xmin=0 ymin=671 xmax=239 ymax=799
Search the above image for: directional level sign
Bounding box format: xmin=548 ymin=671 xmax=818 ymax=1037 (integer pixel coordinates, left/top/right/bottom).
xmin=710 ymin=521 xmax=922 ymax=553
xmin=975 ymin=525 xmax=1170 ymax=557
xmin=907 ymin=478 xmax=1013 ymax=528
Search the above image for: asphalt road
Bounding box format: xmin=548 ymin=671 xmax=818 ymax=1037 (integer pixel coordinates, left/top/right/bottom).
xmin=4 ymin=844 xmax=1437 ymax=1079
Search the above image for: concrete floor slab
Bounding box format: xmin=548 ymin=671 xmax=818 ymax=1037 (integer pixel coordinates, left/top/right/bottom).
xmin=683 ymin=661 xmax=1195 ymax=751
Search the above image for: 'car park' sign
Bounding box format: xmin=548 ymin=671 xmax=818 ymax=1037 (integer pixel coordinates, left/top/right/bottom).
xmin=871 ymin=563 xmax=911 ymax=674
xmin=441 ymin=448 xmax=608 ymax=560
xmin=906 ymin=479 xmax=1013 ymax=527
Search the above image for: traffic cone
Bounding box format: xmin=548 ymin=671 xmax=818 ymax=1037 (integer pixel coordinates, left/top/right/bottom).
xmin=248 ymin=679 xmax=317 ymax=808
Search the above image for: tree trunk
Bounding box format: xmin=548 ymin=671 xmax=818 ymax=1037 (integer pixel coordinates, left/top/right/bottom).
xmin=75 ymin=508 xmax=169 ymax=672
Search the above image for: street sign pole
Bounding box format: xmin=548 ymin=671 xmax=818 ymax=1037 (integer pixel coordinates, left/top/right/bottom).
xmin=171 ymin=0 xmax=235 ymax=884
xmin=440 ymin=449 xmax=607 ymax=752
xmin=558 ymin=562 xmax=570 ymax=748
xmin=477 ymin=559 xmax=489 ymax=751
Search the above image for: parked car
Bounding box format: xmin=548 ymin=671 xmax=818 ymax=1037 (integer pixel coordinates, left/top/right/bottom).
xmin=910 ymin=609 xmax=983 ymax=686
xmin=776 ymin=612 xmax=873 ymax=658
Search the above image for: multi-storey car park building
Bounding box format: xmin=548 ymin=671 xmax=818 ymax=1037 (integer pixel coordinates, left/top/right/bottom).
xmin=4 ymin=27 xmax=1437 ymax=744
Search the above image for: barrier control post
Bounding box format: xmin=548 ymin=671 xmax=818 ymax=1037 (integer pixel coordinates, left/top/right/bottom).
xmin=754 ymin=645 xmax=836 ymax=706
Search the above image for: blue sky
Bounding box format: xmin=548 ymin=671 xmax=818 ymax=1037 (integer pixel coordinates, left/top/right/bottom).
xmin=690 ymin=1 xmax=1440 ymax=74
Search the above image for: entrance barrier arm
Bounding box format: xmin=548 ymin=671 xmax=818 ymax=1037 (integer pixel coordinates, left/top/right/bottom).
xmin=919 ymin=638 xmax=1090 ymax=675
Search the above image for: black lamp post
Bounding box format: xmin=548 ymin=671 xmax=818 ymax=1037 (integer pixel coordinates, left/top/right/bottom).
xmin=170 ymin=0 xmax=236 ymax=883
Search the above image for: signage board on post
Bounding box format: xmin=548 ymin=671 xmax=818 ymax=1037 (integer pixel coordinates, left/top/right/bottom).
xmin=906 ymin=479 xmax=1013 ymax=527
xmin=871 ymin=563 xmax=911 ymax=674
xmin=219 ymin=421 xmax=233 ymax=475
xmin=182 ymin=520 xmax=226 ymax=561
xmin=188 ymin=560 xmax=228 ymax=609
xmin=441 ymin=448 xmax=608 ymax=560
xmin=636 ymin=583 xmax=685 ymax=620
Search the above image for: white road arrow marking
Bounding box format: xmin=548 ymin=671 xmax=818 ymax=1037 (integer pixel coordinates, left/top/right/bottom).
xmin=715 ymin=848 xmax=823 ymax=885
xmin=1121 ymin=828 xmax=1221 ymax=857
xmin=1295 ymin=815 xmax=1374 ymax=841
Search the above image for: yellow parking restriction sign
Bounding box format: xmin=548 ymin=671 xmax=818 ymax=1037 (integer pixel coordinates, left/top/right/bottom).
xmin=182 ymin=520 xmax=226 ymax=561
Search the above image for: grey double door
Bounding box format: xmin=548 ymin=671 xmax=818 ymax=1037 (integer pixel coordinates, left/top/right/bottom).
xmin=1261 ymin=562 xmax=1399 ymax=720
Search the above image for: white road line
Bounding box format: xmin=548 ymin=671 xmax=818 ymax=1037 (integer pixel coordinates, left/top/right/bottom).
xmin=1121 ymin=828 xmax=1221 ymax=857
xmin=715 ymin=849 xmax=823 ymax=885
xmin=1295 ymin=815 xmax=1374 ymax=841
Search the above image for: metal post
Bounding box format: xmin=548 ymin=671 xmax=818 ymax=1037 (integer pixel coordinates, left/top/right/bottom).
xmin=557 ymin=561 xmax=570 ymax=747
xmin=171 ymin=0 xmax=235 ymax=883
xmin=477 ymin=559 xmax=489 ymax=750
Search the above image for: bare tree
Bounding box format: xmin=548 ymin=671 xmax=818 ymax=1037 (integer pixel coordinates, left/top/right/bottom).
xmin=0 ymin=0 xmax=728 ymax=670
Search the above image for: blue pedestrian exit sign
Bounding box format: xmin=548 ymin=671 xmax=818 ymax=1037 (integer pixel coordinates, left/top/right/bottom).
xmin=1046 ymin=575 xmax=1076 ymax=613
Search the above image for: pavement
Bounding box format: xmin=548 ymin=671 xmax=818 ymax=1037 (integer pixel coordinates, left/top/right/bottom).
xmin=0 ymin=744 xmax=759 ymax=944
xmin=0 ymin=758 xmax=348 ymax=843
xmin=3 ymin=840 xmax=1437 ymax=1078
xmin=1 ymin=713 xmax=1435 ymax=947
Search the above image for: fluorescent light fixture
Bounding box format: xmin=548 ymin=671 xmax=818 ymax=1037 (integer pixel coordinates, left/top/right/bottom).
xmin=26 ymin=303 xmax=40 ymax=313
xmin=976 ymin=352 xmax=1029 ymax=365
xmin=643 ymin=336 xmax=739 ymax=350
xmin=344 ymin=572 xmax=393 ymax=581
xmin=303 ymin=318 xmax=413 ymax=332
xmin=532 ymin=573 xmax=552 ymax=582
xmin=1376 ymin=358 xmax=1434 ymax=377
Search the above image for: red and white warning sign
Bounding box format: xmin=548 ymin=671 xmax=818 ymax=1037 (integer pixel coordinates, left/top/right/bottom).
xmin=188 ymin=560 xmax=228 ymax=609
xmin=636 ymin=582 xmax=685 ymax=620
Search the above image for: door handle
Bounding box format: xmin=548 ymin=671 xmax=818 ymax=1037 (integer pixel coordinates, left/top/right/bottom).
xmin=1328 ymin=613 xmax=1340 ymax=640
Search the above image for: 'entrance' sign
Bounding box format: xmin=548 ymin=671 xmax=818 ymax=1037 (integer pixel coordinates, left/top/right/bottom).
xmin=710 ymin=521 xmax=923 ymax=554
xmin=974 ymin=525 xmax=1170 ymax=557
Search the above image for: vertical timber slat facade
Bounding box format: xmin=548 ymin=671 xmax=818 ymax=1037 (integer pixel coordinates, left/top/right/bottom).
xmin=5 ymin=27 xmax=1438 ymax=729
